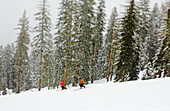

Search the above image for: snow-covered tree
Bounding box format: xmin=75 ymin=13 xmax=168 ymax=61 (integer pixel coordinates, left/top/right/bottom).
xmin=54 ymin=0 xmax=67 ymax=83
xmin=0 ymin=45 xmax=3 ymax=95
xmin=91 ymin=0 xmax=106 ymax=83
xmin=136 ymin=0 xmax=151 ymax=70
xmin=71 ymin=0 xmax=82 ymax=86
xmin=105 ymin=7 xmax=118 ymax=57
xmin=153 ymin=2 xmax=170 ymax=78
xmin=2 ymin=44 xmax=15 ymax=89
xmin=42 ymin=44 xmax=54 ymax=90
xmin=1 ymin=44 xmax=15 ymax=94
xmin=115 ymin=0 xmax=139 ymax=82
xmin=105 ymin=7 xmax=120 ymax=81
xmin=29 ymin=49 xmax=40 ymax=89
xmin=32 ymin=0 xmax=53 ymax=91
xmin=14 ymin=10 xmax=30 ymax=93
xmin=143 ymin=3 xmax=161 ymax=78
xmin=55 ymin=0 xmax=76 ymax=85
xmin=147 ymin=3 xmax=161 ymax=65
xmin=79 ymin=0 xmax=96 ymax=82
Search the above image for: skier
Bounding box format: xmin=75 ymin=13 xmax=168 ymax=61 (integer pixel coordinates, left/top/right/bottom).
xmin=60 ymin=80 xmax=67 ymax=90
xmin=79 ymin=78 xmax=85 ymax=89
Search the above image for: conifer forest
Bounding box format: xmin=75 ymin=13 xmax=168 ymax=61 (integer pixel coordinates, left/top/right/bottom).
xmin=0 ymin=0 xmax=169 ymax=95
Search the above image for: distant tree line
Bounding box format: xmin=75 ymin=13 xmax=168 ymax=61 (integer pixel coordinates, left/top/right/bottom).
xmin=0 ymin=0 xmax=169 ymax=95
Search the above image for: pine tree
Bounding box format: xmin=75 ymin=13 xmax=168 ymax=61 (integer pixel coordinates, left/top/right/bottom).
xmin=105 ymin=7 xmax=118 ymax=57
xmin=0 ymin=45 xmax=3 ymax=95
xmin=105 ymin=7 xmax=120 ymax=81
xmin=32 ymin=0 xmax=53 ymax=91
xmin=163 ymin=8 xmax=170 ymax=77
xmin=29 ymin=49 xmax=40 ymax=89
xmin=65 ymin=0 xmax=89 ymax=86
xmin=53 ymin=47 xmax=64 ymax=88
xmin=71 ymin=0 xmax=82 ymax=86
xmin=136 ymin=0 xmax=151 ymax=70
xmin=154 ymin=4 xmax=170 ymax=78
xmin=55 ymin=0 xmax=70 ymax=85
xmin=0 ymin=44 xmax=15 ymax=95
xmin=43 ymin=43 xmax=54 ymax=90
xmin=115 ymin=0 xmax=139 ymax=82
xmin=55 ymin=0 xmax=79 ymax=86
xmin=14 ymin=10 xmax=30 ymax=93
xmin=2 ymin=44 xmax=15 ymax=90
xmin=54 ymin=0 xmax=67 ymax=85
xmin=144 ymin=3 xmax=161 ymax=78
xmin=91 ymin=0 xmax=106 ymax=83
xmin=79 ymin=0 xmax=96 ymax=81
xmin=2 ymin=82 xmax=7 ymax=95
xmin=147 ymin=3 xmax=161 ymax=64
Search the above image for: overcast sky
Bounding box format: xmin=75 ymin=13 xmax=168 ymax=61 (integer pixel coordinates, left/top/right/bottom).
xmin=0 ymin=0 xmax=167 ymax=46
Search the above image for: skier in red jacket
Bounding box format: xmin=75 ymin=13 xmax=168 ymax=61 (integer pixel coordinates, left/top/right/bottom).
xmin=60 ymin=80 xmax=67 ymax=90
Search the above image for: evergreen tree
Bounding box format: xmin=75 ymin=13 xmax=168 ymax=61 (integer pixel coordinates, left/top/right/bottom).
xmin=42 ymin=43 xmax=54 ymax=90
xmin=14 ymin=10 xmax=30 ymax=93
xmin=32 ymin=0 xmax=53 ymax=91
xmin=0 ymin=45 xmax=3 ymax=95
xmin=79 ymin=0 xmax=96 ymax=82
xmin=162 ymin=8 xmax=170 ymax=77
xmin=29 ymin=49 xmax=40 ymax=89
xmin=105 ymin=7 xmax=120 ymax=81
xmin=2 ymin=44 xmax=15 ymax=90
xmin=91 ymin=0 xmax=106 ymax=83
xmin=147 ymin=3 xmax=161 ymax=64
xmin=144 ymin=3 xmax=161 ymax=77
xmin=105 ymin=7 xmax=118 ymax=57
xmin=71 ymin=0 xmax=82 ymax=86
xmin=64 ymin=0 xmax=89 ymax=86
xmin=55 ymin=0 xmax=72 ymax=85
xmin=54 ymin=0 xmax=67 ymax=85
xmin=53 ymin=46 xmax=64 ymax=87
xmin=115 ymin=0 xmax=139 ymax=82
xmin=55 ymin=0 xmax=81 ymax=86
xmin=2 ymin=82 xmax=7 ymax=95
xmin=136 ymin=0 xmax=150 ymax=70
xmin=154 ymin=5 xmax=170 ymax=78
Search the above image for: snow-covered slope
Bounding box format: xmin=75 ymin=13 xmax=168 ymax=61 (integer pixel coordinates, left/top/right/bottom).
xmin=1 ymin=78 xmax=170 ymax=111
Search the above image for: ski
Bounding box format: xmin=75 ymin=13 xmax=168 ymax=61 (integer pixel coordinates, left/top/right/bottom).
xmin=73 ymin=86 xmax=91 ymax=91
xmin=56 ymin=89 xmax=67 ymax=91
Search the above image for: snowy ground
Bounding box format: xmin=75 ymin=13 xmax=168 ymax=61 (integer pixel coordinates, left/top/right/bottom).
xmin=1 ymin=78 xmax=170 ymax=111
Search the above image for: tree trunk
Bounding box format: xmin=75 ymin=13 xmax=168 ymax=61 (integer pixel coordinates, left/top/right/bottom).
xmin=2 ymin=81 xmax=7 ymax=95
xmin=48 ymin=79 xmax=50 ymax=90
xmin=64 ymin=57 xmax=69 ymax=86
xmin=38 ymin=50 xmax=42 ymax=91
xmin=16 ymin=59 xmax=22 ymax=93
xmin=110 ymin=47 xmax=116 ymax=81
xmin=163 ymin=59 xmax=168 ymax=77
xmin=7 ymin=72 xmax=10 ymax=89
xmin=121 ymin=69 xmax=125 ymax=82
xmin=91 ymin=46 xmax=96 ymax=83
xmin=17 ymin=71 xmax=21 ymax=93
xmin=0 ymin=70 xmax=1 ymax=95
xmin=158 ymin=60 xmax=164 ymax=78
xmin=107 ymin=30 xmax=114 ymax=82
xmin=163 ymin=65 xmax=167 ymax=77
xmin=48 ymin=68 xmax=50 ymax=90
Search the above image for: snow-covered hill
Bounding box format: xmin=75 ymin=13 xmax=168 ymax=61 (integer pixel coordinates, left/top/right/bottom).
xmin=1 ymin=78 xmax=170 ymax=111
